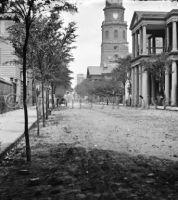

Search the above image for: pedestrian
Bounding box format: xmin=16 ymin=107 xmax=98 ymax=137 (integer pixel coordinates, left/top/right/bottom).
xmin=106 ymin=98 xmax=109 ymax=105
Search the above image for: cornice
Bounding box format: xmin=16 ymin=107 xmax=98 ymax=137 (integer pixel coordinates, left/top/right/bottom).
xmin=131 ymin=19 xmax=165 ymax=34
xmin=104 ymin=5 xmax=125 ymax=11
xmin=102 ymin=21 xmax=127 ymax=27
xmin=130 ymin=9 xmax=178 ymax=32
xmin=166 ymin=16 xmax=178 ymax=24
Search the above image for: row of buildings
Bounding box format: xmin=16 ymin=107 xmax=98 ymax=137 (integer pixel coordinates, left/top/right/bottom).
xmin=0 ymin=19 xmax=33 ymax=107
xmin=0 ymin=18 xmax=70 ymax=108
xmin=86 ymin=0 xmax=178 ymax=107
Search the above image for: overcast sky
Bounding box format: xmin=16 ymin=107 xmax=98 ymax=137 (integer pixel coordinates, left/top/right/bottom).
xmin=64 ymin=0 xmax=178 ymax=87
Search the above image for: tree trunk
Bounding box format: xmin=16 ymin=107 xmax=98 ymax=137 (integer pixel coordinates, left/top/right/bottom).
xmin=35 ymin=91 xmax=40 ymax=136
xmin=112 ymin=96 xmax=115 ymax=109
xmin=41 ymin=81 xmax=45 ymax=127
xmin=151 ymin=75 xmax=156 ymax=105
xmin=46 ymin=88 xmax=49 ymax=120
xmin=23 ymin=22 xmax=31 ymax=162
xmin=51 ymin=82 xmax=55 ymax=109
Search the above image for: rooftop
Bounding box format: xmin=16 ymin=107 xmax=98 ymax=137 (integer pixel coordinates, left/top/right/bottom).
xmin=87 ymin=66 xmax=102 ymax=76
xmin=130 ymin=9 xmax=178 ymax=30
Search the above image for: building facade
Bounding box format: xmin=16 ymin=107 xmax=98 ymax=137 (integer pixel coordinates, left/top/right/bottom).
xmin=87 ymin=0 xmax=129 ymax=80
xmin=0 ymin=18 xmax=33 ymax=106
xmin=130 ymin=9 xmax=178 ymax=107
xmin=0 ymin=19 xmax=21 ymax=99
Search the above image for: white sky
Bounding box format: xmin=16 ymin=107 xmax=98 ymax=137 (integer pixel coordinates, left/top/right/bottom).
xmin=64 ymin=0 xmax=178 ymax=87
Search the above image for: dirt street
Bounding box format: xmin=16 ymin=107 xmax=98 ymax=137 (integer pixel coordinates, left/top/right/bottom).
xmin=48 ymin=105 xmax=178 ymax=160
xmin=1 ymin=105 xmax=178 ymax=200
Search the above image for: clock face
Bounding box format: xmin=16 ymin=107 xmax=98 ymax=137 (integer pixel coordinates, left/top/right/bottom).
xmin=113 ymin=12 xmax=119 ymax=19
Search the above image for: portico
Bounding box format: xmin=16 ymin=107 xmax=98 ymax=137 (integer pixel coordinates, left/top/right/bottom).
xmin=130 ymin=10 xmax=178 ymax=107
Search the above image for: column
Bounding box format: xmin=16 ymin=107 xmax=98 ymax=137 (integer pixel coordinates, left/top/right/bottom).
xmin=151 ymin=75 xmax=156 ymax=104
xmin=131 ymin=67 xmax=135 ymax=106
xmin=139 ymin=27 xmax=143 ymax=55
xmin=139 ymin=65 xmax=142 ymax=105
xmin=134 ymin=66 xmax=138 ymax=106
xmin=152 ymin=36 xmax=156 ymax=54
xmin=148 ymin=37 xmax=151 ymax=54
xmin=172 ymin=21 xmax=177 ymax=51
xmin=166 ymin=26 xmax=169 ymax=51
xmin=135 ymin=32 xmax=138 ymax=57
xmin=133 ymin=67 xmax=136 ymax=106
xmin=162 ymin=36 xmax=165 ymax=52
xmin=165 ymin=66 xmax=170 ymax=105
xmin=142 ymin=25 xmax=147 ymax=55
xmin=171 ymin=61 xmax=177 ymax=106
xmin=142 ymin=70 xmax=149 ymax=107
xmin=132 ymin=34 xmax=135 ymax=58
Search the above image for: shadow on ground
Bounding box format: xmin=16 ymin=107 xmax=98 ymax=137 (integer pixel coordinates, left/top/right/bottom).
xmin=0 ymin=141 xmax=178 ymax=200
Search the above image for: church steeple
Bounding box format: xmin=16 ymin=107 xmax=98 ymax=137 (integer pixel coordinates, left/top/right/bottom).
xmin=100 ymin=0 xmax=128 ymax=69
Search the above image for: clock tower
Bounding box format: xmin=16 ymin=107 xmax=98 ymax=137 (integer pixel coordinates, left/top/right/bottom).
xmin=101 ymin=0 xmax=128 ymax=69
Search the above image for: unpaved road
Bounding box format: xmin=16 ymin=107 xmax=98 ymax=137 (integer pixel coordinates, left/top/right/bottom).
xmin=45 ymin=104 xmax=178 ymax=161
xmin=1 ymin=104 xmax=178 ymax=200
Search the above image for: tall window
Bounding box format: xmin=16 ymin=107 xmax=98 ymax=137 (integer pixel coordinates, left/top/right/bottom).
xmin=114 ymin=30 xmax=118 ymax=38
xmin=105 ymin=30 xmax=109 ymax=39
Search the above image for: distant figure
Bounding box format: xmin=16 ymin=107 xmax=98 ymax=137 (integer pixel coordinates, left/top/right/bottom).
xmin=64 ymin=92 xmax=69 ymax=107
xmin=56 ymin=98 xmax=59 ymax=107
xmin=139 ymin=95 xmax=143 ymax=99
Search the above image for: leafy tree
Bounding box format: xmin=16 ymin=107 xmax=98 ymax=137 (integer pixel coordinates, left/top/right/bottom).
xmin=31 ymin=17 xmax=77 ymax=123
xmin=6 ymin=14 xmax=77 ymax=127
xmin=141 ymin=52 xmax=171 ymax=100
xmin=0 ymin=0 xmax=77 ymax=162
xmin=75 ymin=79 xmax=94 ymax=98
xmin=76 ymin=56 xmax=131 ymax=104
xmin=75 ymin=78 xmax=123 ymax=103
xmin=112 ymin=55 xmax=132 ymax=91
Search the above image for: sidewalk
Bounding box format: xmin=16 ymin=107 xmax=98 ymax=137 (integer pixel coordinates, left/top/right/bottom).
xmin=149 ymin=105 xmax=178 ymax=111
xmin=0 ymin=107 xmax=37 ymax=153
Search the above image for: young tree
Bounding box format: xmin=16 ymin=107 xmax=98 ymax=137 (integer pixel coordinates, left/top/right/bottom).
xmin=0 ymin=0 xmax=77 ymax=162
xmin=30 ymin=17 xmax=77 ymax=122
xmin=7 ymin=14 xmax=77 ymax=127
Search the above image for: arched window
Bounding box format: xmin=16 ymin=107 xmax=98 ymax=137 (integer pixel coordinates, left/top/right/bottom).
xmin=105 ymin=31 xmax=109 ymax=39
xmin=123 ymin=30 xmax=126 ymax=39
xmin=114 ymin=30 xmax=118 ymax=38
